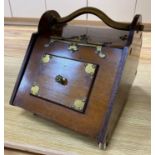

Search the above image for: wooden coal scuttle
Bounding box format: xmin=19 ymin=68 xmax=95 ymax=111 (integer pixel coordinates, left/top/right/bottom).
xmin=10 ymin=7 xmax=144 ymax=150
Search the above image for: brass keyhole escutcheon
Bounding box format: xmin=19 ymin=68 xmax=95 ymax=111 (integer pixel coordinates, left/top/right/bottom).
xmin=41 ymin=54 xmax=52 ymax=63
xmin=55 ymin=75 xmax=68 ymax=85
xmin=30 ymin=84 xmax=39 ymax=95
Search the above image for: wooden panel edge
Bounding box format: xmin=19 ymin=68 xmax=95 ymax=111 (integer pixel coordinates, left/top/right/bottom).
xmin=4 ymin=17 xmax=40 ymax=26
xmin=143 ymin=23 xmax=151 ymax=32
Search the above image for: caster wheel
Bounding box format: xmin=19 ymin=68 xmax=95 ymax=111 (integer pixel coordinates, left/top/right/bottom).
xmin=103 ymin=142 xmax=107 ymax=150
xmin=98 ymin=142 xmax=107 ymax=150
xmin=98 ymin=142 xmax=103 ymax=150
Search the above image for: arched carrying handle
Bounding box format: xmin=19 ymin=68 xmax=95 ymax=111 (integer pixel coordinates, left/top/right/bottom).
xmin=38 ymin=7 xmax=144 ymax=34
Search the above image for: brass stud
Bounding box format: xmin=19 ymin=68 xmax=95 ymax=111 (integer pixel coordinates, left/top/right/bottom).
xmin=68 ymin=43 xmax=78 ymax=52
xmin=85 ymin=63 xmax=96 ymax=75
xmin=30 ymin=84 xmax=39 ymax=95
xmin=41 ymin=54 xmax=51 ymax=63
xmin=72 ymin=99 xmax=85 ymax=111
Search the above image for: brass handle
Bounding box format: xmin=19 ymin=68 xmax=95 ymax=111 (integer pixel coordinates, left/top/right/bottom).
xmin=55 ymin=75 xmax=68 ymax=85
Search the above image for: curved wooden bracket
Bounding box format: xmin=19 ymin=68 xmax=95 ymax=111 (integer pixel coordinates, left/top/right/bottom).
xmin=38 ymin=7 xmax=144 ymax=34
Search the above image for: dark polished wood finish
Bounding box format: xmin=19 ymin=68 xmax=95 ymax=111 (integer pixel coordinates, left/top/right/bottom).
xmin=10 ymin=7 xmax=143 ymax=148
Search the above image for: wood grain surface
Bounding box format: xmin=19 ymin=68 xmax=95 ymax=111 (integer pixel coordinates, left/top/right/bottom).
xmin=4 ymin=25 xmax=151 ymax=155
xmin=12 ymin=30 xmax=124 ymax=138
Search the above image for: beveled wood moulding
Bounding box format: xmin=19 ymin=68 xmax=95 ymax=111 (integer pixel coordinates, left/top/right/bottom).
xmin=10 ymin=7 xmax=144 ymax=150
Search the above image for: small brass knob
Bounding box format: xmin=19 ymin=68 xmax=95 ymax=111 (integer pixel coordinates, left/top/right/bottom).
xmin=55 ymin=75 xmax=68 ymax=85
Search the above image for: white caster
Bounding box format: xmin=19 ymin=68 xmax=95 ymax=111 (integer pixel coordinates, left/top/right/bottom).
xmin=99 ymin=142 xmax=103 ymax=149
xmin=98 ymin=142 xmax=107 ymax=150
xmin=103 ymin=142 xmax=107 ymax=150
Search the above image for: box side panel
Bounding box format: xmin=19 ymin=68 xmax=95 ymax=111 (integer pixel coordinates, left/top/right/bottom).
xmin=98 ymin=30 xmax=142 ymax=145
xmin=10 ymin=33 xmax=38 ymax=105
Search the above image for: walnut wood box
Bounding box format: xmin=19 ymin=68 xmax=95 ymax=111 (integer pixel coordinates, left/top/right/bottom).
xmin=10 ymin=7 xmax=144 ymax=149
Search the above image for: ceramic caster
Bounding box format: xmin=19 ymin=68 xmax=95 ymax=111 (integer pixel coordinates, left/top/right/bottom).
xmin=98 ymin=141 xmax=107 ymax=150
xmin=99 ymin=142 xmax=103 ymax=150
xmin=103 ymin=142 xmax=107 ymax=150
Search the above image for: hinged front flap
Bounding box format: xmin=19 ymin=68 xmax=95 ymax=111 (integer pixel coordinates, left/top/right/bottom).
xmin=30 ymin=54 xmax=98 ymax=112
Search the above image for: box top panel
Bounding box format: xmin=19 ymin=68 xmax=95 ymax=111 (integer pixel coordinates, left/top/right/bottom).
xmin=61 ymin=24 xmax=129 ymax=48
